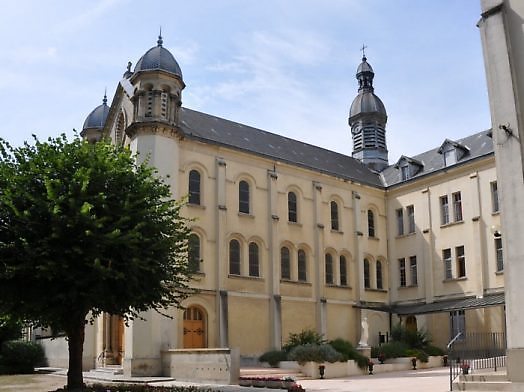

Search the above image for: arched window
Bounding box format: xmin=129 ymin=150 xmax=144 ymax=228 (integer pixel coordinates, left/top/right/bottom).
xmin=340 ymin=255 xmax=348 ymax=286
xmin=189 ymin=170 xmax=201 ymax=205
xmin=239 ymin=180 xmax=250 ymax=214
xmin=330 ymin=201 xmax=339 ymax=231
xmin=364 ymin=259 xmax=370 ymax=289
xmin=368 ymin=210 xmax=375 ymax=237
xmin=325 ymin=254 xmax=334 ymax=284
xmin=188 ymin=233 xmax=201 ymax=273
xmin=229 ymin=239 xmax=241 ymax=275
xmin=281 ymin=247 xmax=291 ymax=280
xmin=376 ymin=260 xmax=383 ymax=289
xmin=288 ymin=192 xmax=297 ymax=222
xmin=249 ymin=242 xmax=260 ymax=277
xmin=298 ymin=250 xmax=307 ymax=282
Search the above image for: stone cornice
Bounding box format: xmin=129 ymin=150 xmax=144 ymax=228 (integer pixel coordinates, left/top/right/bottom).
xmin=125 ymin=121 xmax=184 ymax=140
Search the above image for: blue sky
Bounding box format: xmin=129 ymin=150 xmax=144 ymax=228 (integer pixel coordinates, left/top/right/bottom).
xmin=0 ymin=0 xmax=489 ymax=163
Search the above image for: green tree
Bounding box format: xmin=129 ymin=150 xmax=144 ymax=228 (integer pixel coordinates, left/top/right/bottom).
xmin=0 ymin=135 xmax=193 ymax=390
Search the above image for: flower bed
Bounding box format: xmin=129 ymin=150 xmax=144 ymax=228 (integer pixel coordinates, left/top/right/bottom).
xmin=238 ymin=376 xmax=303 ymax=390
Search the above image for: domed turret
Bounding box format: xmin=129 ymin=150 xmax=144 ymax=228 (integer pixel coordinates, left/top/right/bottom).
xmin=128 ymin=33 xmax=185 ymax=129
xmin=348 ymin=54 xmax=389 ymax=172
xmin=134 ymin=34 xmax=183 ymax=81
xmin=81 ymin=94 xmax=109 ymax=143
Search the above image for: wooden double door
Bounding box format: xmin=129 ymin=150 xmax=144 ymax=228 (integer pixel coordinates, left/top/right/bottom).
xmin=183 ymin=306 xmax=206 ymax=348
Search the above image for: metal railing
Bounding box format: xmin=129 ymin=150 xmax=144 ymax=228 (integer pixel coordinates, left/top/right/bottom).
xmin=448 ymin=331 xmax=506 ymax=391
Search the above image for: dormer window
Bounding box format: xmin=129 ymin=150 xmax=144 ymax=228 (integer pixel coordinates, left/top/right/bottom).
xmin=395 ymin=155 xmax=423 ymax=182
xmin=438 ymin=139 xmax=469 ymax=167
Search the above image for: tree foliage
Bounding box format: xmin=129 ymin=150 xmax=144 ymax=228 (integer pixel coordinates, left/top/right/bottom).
xmin=0 ymin=135 xmax=194 ymax=389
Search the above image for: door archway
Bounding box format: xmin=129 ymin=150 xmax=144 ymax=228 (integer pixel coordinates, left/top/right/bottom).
xmin=183 ymin=306 xmax=207 ymax=348
xmin=406 ymin=315 xmax=417 ymax=332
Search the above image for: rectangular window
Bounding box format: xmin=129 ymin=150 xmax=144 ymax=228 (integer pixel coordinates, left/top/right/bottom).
xmin=491 ymin=181 xmax=499 ymax=213
xmin=456 ymin=246 xmax=466 ymax=278
xmin=495 ymin=237 xmax=503 ymax=272
xmin=444 ymin=149 xmax=457 ymax=166
xmin=340 ymin=256 xmax=348 ymax=286
xmin=396 ymin=208 xmax=404 ymax=236
xmin=443 ymin=248 xmax=452 ymax=280
xmin=450 ymin=310 xmax=465 ymax=340
xmin=407 ymin=205 xmax=415 ymax=234
xmin=409 ymin=256 xmax=418 ymax=286
xmin=440 ymin=195 xmax=449 ymax=225
xmin=453 ymin=192 xmax=463 ymax=222
xmin=401 ymin=165 xmax=410 ymax=181
xmin=399 ymin=258 xmax=406 ymax=287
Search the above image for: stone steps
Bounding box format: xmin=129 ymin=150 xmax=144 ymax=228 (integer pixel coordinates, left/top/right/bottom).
xmin=453 ymin=372 xmax=511 ymax=391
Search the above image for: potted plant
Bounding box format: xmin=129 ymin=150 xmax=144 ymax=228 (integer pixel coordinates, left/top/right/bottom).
xmin=461 ymin=362 xmax=470 ymax=375
xmin=368 ymin=359 xmax=374 ymax=375
xmin=287 ymin=382 xmax=305 ymax=392
xmin=378 ymin=353 xmax=385 ymax=364
xmin=238 ymin=376 xmax=253 ymax=387
xmin=282 ymin=376 xmax=296 ymax=390
xmin=443 ymin=355 xmax=448 ymax=366
xmin=411 ymin=357 xmax=417 ymax=370
xmin=318 ymin=364 xmax=325 ymax=379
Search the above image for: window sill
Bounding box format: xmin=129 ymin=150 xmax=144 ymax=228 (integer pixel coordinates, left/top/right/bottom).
xmin=228 ymin=274 xmax=264 ymax=281
xmin=187 ymin=203 xmax=206 ymax=210
xmin=280 ymin=279 xmax=311 ymax=286
xmin=492 ymin=211 xmax=500 ymax=216
xmin=238 ymin=212 xmax=255 ymax=219
xmin=325 ymin=283 xmax=352 ymax=289
xmin=398 ymin=284 xmax=418 ymax=289
xmin=288 ymin=221 xmax=303 ymax=227
xmin=443 ymin=276 xmax=467 ymax=283
xmin=440 ymin=220 xmax=465 ymax=229
xmin=364 ymin=288 xmax=387 ymax=293
xmin=330 ymin=229 xmax=343 ymax=234
xmin=495 ymin=270 xmax=504 ymax=275
xmin=396 ymin=232 xmax=416 ymax=239
xmin=368 ymin=236 xmax=379 ymax=241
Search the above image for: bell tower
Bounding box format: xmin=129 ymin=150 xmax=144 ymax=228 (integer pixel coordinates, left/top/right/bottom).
xmin=348 ymin=48 xmax=389 ymax=172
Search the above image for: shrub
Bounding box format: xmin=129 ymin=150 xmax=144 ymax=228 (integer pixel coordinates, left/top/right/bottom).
xmin=406 ymin=348 xmax=429 ymax=363
xmin=259 ymin=350 xmax=288 ymax=367
xmin=328 ymin=338 xmax=369 ymax=369
xmin=374 ymin=341 xmax=409 ymax=359
xmin=283 ymin=329 xmax=325 ymax=352
xmin=0 ymin=315 xmax=22 ymax=347
xmin=0 ymin=340 xmax=46 ymax=374
xmin=288 ymin=344 xmax=342 ymax=365
xmin=391 ymin=323 xmax=430 ymax=349
xmin=425 ymin=344 xmax=445 ymax=356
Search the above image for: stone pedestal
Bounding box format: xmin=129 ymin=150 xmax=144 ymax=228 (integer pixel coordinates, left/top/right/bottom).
xmin=357 ymin=345 xmax=371 ymax=359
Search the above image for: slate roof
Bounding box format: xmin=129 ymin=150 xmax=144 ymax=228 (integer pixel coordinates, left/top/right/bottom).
xmin=179 ymin=107 xmax=384 ymax=187
xmin=354 ymin=292 xmax=505 ymax=315
xmin=381 ymin=130 xmax=494 ymax=187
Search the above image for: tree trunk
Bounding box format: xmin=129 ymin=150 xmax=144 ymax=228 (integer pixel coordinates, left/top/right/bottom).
xmin=66 ymin=316 xmax=86 ymax=391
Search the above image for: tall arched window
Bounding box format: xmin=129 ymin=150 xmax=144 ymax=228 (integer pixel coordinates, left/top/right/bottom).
xmin=368 ymin=210 xmax=375 ymax=237
xmin=376 ymin=260 xmax=383 ymax=289
xmin=189 ymin=170 xmax=201 ymax=205
xmin=281 ymin=247 xmax=291 ymax=280
xmin=364 ymin=258 xmax=370 ymax=289
xmin=229 ymin=239 xmax=241 ymax=275
xmin=340 ymin=255 xmax=348 ymax=286
xmin=188 ymin=233 xmax=201 ymax=273
xmin=239 ymin=180 xmax=250 ymax=214
xmin=288 ymin=192 xmax=297 ymax=222
xmin=325 ymin=253 xmax=334 ymax=284
xmin=298 ymin=250 xmax=307 ymax=282
xmin=249 ymin=242 xmax=260 ymax=277
xmin=330 ymin=201 xmax=339 ymax=231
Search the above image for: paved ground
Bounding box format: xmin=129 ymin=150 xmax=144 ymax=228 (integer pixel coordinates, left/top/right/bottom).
xmin=0 ymin=367 xmax=451 ymax=392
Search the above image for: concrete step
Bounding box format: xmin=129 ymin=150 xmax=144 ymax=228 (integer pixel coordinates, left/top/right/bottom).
xmin=92 ymin=366 xmax=124 ymax=375
xmin=240 ymin=367 xmax=307 ymax=380
xmin=453 ymin=380 xmax=512 ymax=391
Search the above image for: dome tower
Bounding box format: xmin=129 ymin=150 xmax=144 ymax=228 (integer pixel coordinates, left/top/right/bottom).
xmin=81 ymin=93 xmax=109 ymax=143
xmin=348 ymin=53 xmax=388 ymax=172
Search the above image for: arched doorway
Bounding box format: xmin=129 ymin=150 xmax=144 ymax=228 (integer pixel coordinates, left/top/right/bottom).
xmin=183 ymin=306 xmax=206 ymax=348
xmin=406 ymin=315 xmax=417 ymax=332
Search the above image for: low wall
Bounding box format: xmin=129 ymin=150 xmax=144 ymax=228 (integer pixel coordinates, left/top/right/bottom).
xmin=37 ymin=336 xmax=95 ymax=370
xmin=299 ymin=356 xmax=445 ymax=378
xmin=161 ymin=348 xmax=240 ymax=384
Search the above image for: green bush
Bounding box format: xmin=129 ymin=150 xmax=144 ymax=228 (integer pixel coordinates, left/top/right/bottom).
xmin=391 ymin=323 xmax=430 ymax=349
xmin=0 ymin=340 xmax=46 ymax=374
xmin=259 ymin=350 xmax=288 ymax=367
xmin=288 ymin=344 xmax=342 ymax=365
xmin=406 ymin=348 xmax=429 ymax=363
xmin=374 ymin=341 xmax=409 ymax=359
xmin=425 ymin=344 xmax=445 ymax=356
xmin=283 ymin=328 xmax=325 ymax=352
xmin=328 ymin=338 xmax=369 ymax=369
xmin=0 ymin=315 xmax=22 ymax=346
